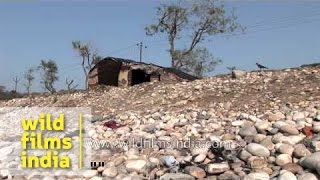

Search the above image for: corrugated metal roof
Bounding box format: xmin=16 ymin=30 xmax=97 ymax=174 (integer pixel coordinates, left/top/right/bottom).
xmin=164 ymin=68 xmax=199 ymax=80
xmin=90 ymin=56 xmax=199 ymax=80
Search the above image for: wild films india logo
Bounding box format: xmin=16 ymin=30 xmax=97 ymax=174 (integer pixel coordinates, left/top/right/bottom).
xmin=20 ymin=113 xmax=72 ymax=168
xmin=0 ymin=107 xmax=92 ymax=175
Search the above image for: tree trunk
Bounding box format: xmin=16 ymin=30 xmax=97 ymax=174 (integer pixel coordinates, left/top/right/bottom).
xmin=81 ymin=56 xmax=88 ymax=90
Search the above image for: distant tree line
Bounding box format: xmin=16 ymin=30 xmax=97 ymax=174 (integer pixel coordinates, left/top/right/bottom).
xmin=0 ymin=86 xmax=22 ymax=100
xmin=0 ymin=41 xmax=100 ymax=100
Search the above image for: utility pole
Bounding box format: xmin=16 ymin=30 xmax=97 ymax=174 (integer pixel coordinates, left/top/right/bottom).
xmin=137 ymin=42 xmax=147 ymax=62
xmin=12 ymin=76 xmax=20 ymax=92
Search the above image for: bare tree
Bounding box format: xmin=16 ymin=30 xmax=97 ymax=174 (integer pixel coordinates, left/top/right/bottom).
xmin=146 ymin=0 xmax=243 ymax=75
xmin=24 ymin=68 xmax=35 ymax=95
xmin=12 ymin=76 xmax=20 ymax=92
xmin=72 ymin=41 xmax=102 ymax=90
xmin=37 ymin=60 xmax=58 ymax=94
xmin=65 ymin=78 xmax=78 ymax=91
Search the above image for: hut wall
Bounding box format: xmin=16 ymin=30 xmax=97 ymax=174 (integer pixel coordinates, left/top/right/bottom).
xmin=88 ymin=68 xmax=99 ymax=88
xmin=97 ymin=60 xmax=122 ymax=86
xmin=118 ymin=69 xmax=130 ymax=87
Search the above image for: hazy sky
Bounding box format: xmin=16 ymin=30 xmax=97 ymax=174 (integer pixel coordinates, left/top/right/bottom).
xmin=0 ymin=1 xmax=319 ymax=92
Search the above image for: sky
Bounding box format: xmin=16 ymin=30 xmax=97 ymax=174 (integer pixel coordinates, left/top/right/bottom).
xmin=0 ymin=0 xmax=319 ymax=92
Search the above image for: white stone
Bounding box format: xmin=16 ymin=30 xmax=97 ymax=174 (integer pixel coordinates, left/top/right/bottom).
xmin=83 ymin=170 xmax=98 ymax=178
xmin=278 ymin=170 xmax=297 ymax=180
xmin=297 ymin=173 xmax=318 ymax=180
xmin=279 ymin=125 xmax=299 ymax=135
xmin=311 ymin=141 xmax=320 ymax=151
xmin=277 ymin=144 xmax=294 ymax=155
xmin=232 ymin=120 xmax=244 ymax=126
xmin=191 ymin=147 xmax=208 ymax=156
xmin=102 ymin=166 xmax=118 ymax=178
xmin=42 ymin=177 xmax=55 ymax=180
xmin=0 ymin=145 xmax=14 ymax=161
xmin=246 ymin=143 xmax=270 ymax=157
xmin=125 ymin=159 xmax=148 ymax=173
xmin=194 ymin=153 xmax=206 ymax=163
xmin=293 ymin=112 xmax=305 ymax=121
xmin=276 ymin=154 xmax=292 ymax=166
xmin=160 ymin=173 xmax=195 ymax=180
xmin=255 ymin=121 xmax=271 ymax=131
xmin=0 ymin=170 xmax=9 ymax=179
xmin=90 ymin=177 xmax=103 ymax=180
xmin=207 ymin=162 xmax=230 ymax=174
xmin=244 ymin=172 xmax=269 ymax=180
xmin=294 ymin=144 xmax=311 ymax=158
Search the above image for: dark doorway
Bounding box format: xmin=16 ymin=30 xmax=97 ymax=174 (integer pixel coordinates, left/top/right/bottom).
xmin=131 ymin=69 xmax=151 ymax=86
xmin=98 ymin=60 xmax=121 ymax=86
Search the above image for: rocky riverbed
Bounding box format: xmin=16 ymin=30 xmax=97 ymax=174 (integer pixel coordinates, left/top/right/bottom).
xmin=1 ymin=64 xmax=320 ymax=179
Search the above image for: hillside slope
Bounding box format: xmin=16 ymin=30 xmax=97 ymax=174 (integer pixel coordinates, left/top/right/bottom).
xmin=2 ymin=65 xmax=320 ymax=116
xmin=1 ymin=64 xmax=320 ymax=179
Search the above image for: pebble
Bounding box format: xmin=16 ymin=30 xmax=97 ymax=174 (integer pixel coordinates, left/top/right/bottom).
xmin=260 ymin=136 xmax=275 ymax=150
xmin=293 ymin=112 xmax=305 ymax=121
xmin=0 ymin=170 xmax=9 ymax=179
xmin=162 ymin=156 xmax=179 ymax=167
xmin=268 ymin=112 xmax=285 ymax=121
xmin=102 ymin=166 xmax=118 ymax=178
xmin=194 ymin=153 xmax=207 ymax=163
xmin=254 ymin=134 xmax=267 ymax=143
xmin=82 ymin=170 xmax=98 ymax=178
xmin=184 ymin=166 xmax=206 ymax=179
xmin=297 ymin=172 xmax=319 ymax=180
xmin=207 ymin=162 xmax=230 ymax=174
xmin=248 ymin=156 xmax=267 ymax=169
xmin=287 ymin=135 xmax=305 ymax=145
xmin=277 ymin=144 xmax=294 ymax=155
xmin=246 ymin=143 xmax=270 ymax=157
xmin=218 ymin=171 xmax=240 ymax=180
xmin=159 ymin=173 xmax=195 ymax=180
xmin=239 ymin=150 xmax=252 ymax=161
xmin=239 ymin=126 xmax=257 ymax=137
xmin=282 ymin=163 xmax=303 ymax=174
xmin=113 ymin=156 xmax=126 ymax=166
xmin=299 ymin=152 xmax=320 ymax=172
xmin=191 ymin=147 xmax=208 ymax=156
xmin=277 ymin=170 xmax=297 ymax=180
xmin=125 ymin=159 xmax=148 ymax=173
xmin=0 ymin=145 xmax=14 ymax=161
xmin=255 ymin=121 xmax=271 ymax=132
xmin=294 ymin=144 xmax=311 ymax=158
xmin=279 ymin=125 xmax=299 ymax=135
xmin=232 ymin=120 xmax=244 ymax=126
xmin=313 ymin=123 xmax=320 ymax=133
xmin=244 ymin=172 xmax=269 ymax=180
xmin=276 ymin=154 xmax=292 ymax=166
xmin=42 ymin=177 xmax=55 ymax=180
